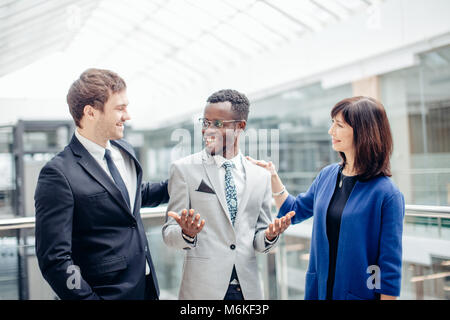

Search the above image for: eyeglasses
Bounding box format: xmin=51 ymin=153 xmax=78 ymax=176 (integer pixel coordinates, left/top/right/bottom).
xmin=198 ymin=118 xmax=244 ymax=129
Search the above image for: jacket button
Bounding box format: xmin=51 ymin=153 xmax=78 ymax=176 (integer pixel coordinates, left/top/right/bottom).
xmin=230 ymin=244 xmax=236 ymax=250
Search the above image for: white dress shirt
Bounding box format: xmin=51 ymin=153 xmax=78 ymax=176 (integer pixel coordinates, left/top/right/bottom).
xmin=75 ymin=130 xmax=150 ymax=275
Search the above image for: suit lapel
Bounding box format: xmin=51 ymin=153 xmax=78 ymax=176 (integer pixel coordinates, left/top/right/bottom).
xmin=69 ymin=135 xmax=134 ymax=218
xmin=201 ymin=150 xmax=233 ymax=225
xmin=111 ymin=140 xmax=142 ymax=216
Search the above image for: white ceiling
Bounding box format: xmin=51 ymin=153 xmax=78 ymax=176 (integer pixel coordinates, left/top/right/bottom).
xmin=0 ymin=0 xmax=383 ymax=127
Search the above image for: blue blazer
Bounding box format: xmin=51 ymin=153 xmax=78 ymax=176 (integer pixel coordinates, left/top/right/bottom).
xmin=35 ymin=135 xmax=169 ymax=299
xmin=278 ymin=163 xmax=405 ymax=300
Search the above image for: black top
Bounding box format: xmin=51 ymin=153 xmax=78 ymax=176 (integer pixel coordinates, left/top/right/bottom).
xmin=326 ymin=167 xmax=358 ymax=300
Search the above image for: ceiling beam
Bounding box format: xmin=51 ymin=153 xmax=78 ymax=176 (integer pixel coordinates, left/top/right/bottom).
xmin=259 ymin=0 xmax=315 ymax=33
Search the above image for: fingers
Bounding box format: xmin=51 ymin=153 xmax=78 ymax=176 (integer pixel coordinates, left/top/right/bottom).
xmin=167 ymin=211 xmax=180 ymax=223
xmin=245 ymin=156 xmax=265 ymax=165
xmin=197 ymin=219 xmax=206 ymax=232
xmin=257 ymin=160 xmax=268 ymax=167
xmin=280 ymin=216 xmax=290 ymax=230
xmin=282 ymin=212 xmax=295 ymax=230
xmin=269 ymin=223 xmax=274 ymax=235
xmin=193 ymin=213 xmax=201 ymax=225
xmin=180 ymin=209 xmax=188 ymax=224
xmin=277 ymin=216 xmax=291 ymax=232
xmin=187 ymin=209 xmax=194 ymax=225
xmin=273 ymin=218 xmax=283 ymax=234
xmin=267 ymin=212 xmax=296 ymax=238
xmin=169 ymin=209 xmax=194 ymax=227
xmin=245 ymin=156 xmax=269 ymax=168
xmin=172 ymin=208 xmax=205 ymax=237
xmin=245 ymin=156 xmax=256 ymax=164
xmin=265 ymin=223 xmax=274 ymax=240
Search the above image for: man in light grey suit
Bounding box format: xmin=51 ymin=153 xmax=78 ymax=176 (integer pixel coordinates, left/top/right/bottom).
xmin=162 ymin=89 xmax=295 ymax=300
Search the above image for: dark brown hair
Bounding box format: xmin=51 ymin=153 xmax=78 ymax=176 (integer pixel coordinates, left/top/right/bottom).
xmin=331 ymin=96 xmax=393 ymax=180
xmin=67 ymin=68 xmax=126 ymax=128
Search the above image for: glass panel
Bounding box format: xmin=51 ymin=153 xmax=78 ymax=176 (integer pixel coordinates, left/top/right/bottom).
xmin=0 ymin=228 xmax=44 ymax=300
xmin=23 ymin=126 xmax=69 ymax=152
xmin=249 ymin=82 xmax=352 ymax=195
xmin=0 ymin=236 xmax=20 ymax=299
xmin=279 ymin=220 xmax=313 ymax=299
xmin=381 ymin=45 xmax=450 ymax=206
xmin=404 ymin=215 xmax=450 ymax=239
xmin=0 ymin=127 xmax=15 ymax=219
xmin=142 ymin=214 xmax=183 ymax=299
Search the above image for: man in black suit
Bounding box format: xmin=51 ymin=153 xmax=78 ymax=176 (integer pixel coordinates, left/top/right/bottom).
xmin=34 ymin=68 xmax=169 ymax=300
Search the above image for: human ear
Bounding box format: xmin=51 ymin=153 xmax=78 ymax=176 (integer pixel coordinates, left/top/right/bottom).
xmin=83 ymin=105 xmax=96 ymax=119
xmin=239 ymin=120 xmax=247 ymax=131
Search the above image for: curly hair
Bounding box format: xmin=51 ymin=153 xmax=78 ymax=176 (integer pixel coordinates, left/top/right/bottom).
xmin=206 ymin=89 xmax=250 ymax=121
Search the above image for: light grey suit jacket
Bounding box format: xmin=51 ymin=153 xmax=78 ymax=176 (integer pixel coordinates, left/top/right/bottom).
xmin=162 ymin=149 xmax=278 ymax=300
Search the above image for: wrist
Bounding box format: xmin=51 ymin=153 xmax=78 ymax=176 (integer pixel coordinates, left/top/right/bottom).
xmin=182 ymin=230 xmax=196 ymax=239
xmin=265 ymin=235 xmax=278 ymax=245
xmin=265 ymin=230 xmax=275 ymax=241
xmin=270 ymin=170 xmax=278 ymax=178
xmin=272 ymin=185 xmax=286 ymax=197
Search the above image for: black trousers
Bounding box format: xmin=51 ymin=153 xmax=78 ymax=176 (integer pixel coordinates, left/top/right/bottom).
xmin=223 ymin=266 xmax=244 ymax=300
xmin=224 ymin=284 xmax=244 ymax=300
xmin=144 ymin=274 xmax=159 ymax=300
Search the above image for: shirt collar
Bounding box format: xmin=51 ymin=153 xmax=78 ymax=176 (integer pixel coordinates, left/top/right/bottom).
xmin=75 ymin=129 xmax=120 ymax=162
xmin=213 ymin=151 xmax=243 ymax=170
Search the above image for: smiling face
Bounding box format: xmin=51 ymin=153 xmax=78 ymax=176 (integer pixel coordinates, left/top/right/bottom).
xmin=95 ymin=90 xmax=130 ymax=141
xmin=328 ymin=112 xmax=354 ymax=155
xmin=202 ymin=101 xmax=244 ymax=157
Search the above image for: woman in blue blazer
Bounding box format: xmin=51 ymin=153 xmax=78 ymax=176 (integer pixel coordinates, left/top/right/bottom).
xmin=248 ymin=96 xmax=405 ymax=300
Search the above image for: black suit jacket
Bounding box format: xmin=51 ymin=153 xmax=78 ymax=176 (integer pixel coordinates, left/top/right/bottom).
xmin=34 ymin=134 xmax=169 ymax=300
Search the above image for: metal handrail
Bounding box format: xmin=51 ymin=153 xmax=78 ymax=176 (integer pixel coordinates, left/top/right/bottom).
xmin=0 ymin=204 xmax=449 ymax=231
xmin=0 ymin=207 xmax=167 ymax=231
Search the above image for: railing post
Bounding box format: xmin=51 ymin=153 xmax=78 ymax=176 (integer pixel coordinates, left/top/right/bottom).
xmin=437 ymin=217 xmax=442 ymax=238
xmin=275 ymin=234 xmax=288 ymax=300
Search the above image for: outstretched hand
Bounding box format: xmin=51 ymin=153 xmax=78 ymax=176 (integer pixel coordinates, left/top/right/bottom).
xmin=246 ymin=156 xmax=277 ymax=176
xmin=265 ymin=211 xmax=296 ymax=241
xmin=168 ymin=209 xmax=205 ymax=238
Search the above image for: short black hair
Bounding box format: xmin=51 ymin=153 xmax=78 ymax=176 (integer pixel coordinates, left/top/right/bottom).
xmin=206 ymin=89 xmax=250 ymax=121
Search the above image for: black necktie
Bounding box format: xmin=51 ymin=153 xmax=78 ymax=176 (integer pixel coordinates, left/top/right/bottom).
xmin=104 ymin=149 xmax=130 ymax=209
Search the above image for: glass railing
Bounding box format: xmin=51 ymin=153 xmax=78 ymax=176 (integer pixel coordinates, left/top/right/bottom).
xmin=275 ymin=205 xmax=450 ymax=300
xmin=0 ymin=205 xmax=449 ymax=300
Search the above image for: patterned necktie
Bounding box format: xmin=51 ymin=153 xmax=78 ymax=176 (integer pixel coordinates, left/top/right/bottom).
xmin=104 ymin=149 xmax=130 ymax=209
xmin=223 ymin=161 xmax=238 ymax=225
